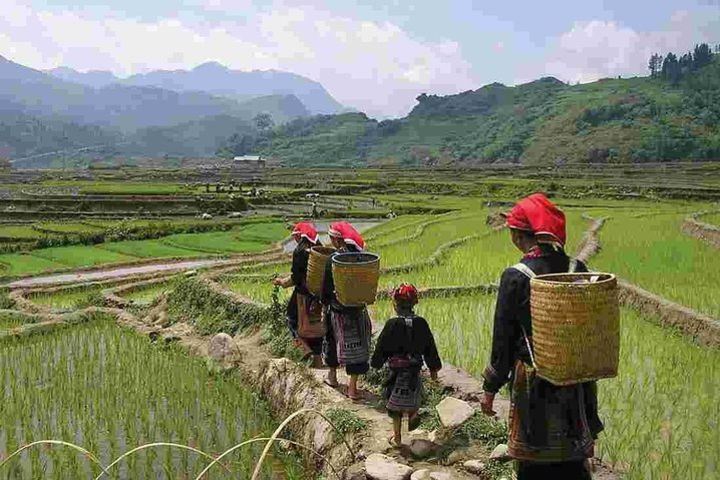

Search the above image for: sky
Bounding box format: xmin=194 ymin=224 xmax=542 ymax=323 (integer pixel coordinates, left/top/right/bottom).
xmin=1 ymin=0 xmax=719 ymax=118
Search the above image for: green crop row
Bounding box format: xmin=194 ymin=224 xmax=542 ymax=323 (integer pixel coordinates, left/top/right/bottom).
xmin=0 ymin=319 xmax=302 ymax=479
xmin=591 ymin=212 xmax=720 ymax=319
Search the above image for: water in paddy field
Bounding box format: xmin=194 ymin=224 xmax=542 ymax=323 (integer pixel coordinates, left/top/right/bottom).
xmin=0 ymin=320 xmax=304 ymax=480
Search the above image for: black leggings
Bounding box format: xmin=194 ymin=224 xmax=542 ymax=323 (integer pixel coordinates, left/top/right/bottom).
xmin=516 ymin=460 xmax=592 ymax=480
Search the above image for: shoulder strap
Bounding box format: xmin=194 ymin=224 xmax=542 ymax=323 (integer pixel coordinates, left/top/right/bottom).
xmin=509 ymin=258 xmax=576 ymax=371
xmin=510 ymin=262 xmax=537 ymax=369
xmin=511 ymin=262 xmax=536 ymax=279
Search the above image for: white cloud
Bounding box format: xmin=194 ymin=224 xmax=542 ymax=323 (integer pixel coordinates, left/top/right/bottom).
xmin=537 ymin=7 xmax=720 ymax=84
xmin=0 ymin=1 xmax=477 ymax=117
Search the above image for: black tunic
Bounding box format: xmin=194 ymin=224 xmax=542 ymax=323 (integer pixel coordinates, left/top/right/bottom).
xmin=482 ymin=245 xmax=604 ymax=463
xmin=371 ymin=316 xmax=442 ymax=371
xmin=286 ymin=238 xmax=316 ymax=321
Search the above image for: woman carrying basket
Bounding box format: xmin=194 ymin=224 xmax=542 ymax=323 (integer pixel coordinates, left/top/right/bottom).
xmin=273 ymin=222 xmax=324 ymax=367
xmin=480 ymin=193 xmax=604 ymax=480
xmin=321 ymin=221 xmax=372 ymax=400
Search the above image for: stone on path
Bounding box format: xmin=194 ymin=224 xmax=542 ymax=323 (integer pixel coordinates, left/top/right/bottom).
xmin=429 ymin=472 xmax=453 ymax=480
xmin=365 ymin=454 xmax=413 ymax=480
xmin=344 ymin=462 xmax=367 ymax=480
xmin=490 ymin=443 xmax=510 ymax=461
xmin=410 ymin=469 xmax=430 ymax=480
xmin=209 ymin=333 xmax=234 ymax=362
xmin=409 ymin=438 xmax=437 ymax=459
xmin=435 ymin=397 xmax=474 ymax=429
xmin=462 ymin=460 xmax=485 ymax=474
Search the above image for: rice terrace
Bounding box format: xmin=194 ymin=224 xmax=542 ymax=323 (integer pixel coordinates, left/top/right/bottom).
xmin=0 ymin=161 xmax=717 ymax=480
xmin=1 ymin=3 xmax=720 ymax=478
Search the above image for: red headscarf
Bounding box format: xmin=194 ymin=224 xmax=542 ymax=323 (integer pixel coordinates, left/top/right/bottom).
xmin=291 ymin=222 xmax=319 ymax=244
xmin=505 ymin=193 xmax=566 ymax=246
xmin=328 ymin=222 xmax=365 ymax=250
xmin=391 ymin=283 xmax=419 ymax=306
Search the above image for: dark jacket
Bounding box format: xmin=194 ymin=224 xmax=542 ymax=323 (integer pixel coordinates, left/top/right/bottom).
xmin=286 ymin=238 xmax=318 ymax=319
xmin=482 ymin=246 xmax=588 ymax=393
xmin=371 ymin=315 xmax=442 ymax=371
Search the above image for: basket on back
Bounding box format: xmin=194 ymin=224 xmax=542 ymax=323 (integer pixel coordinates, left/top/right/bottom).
xmin=331 ymin=252 xmax=380 ymax=307
xmin=530 ymin=272 xmax=619 ymax=386
xmin=306 ymin=246 xmax=336 ymax=296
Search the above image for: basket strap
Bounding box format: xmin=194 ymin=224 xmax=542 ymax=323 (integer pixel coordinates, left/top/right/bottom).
xmin=510 ymin=259 xmax=577 ymax=372
xmin=511 ymin=263 xmax=538 ymax=370
xmin=511 ymin=263 xmax=536 ymax=279
xmin=569 ymin=258 xmax=578 ymax=273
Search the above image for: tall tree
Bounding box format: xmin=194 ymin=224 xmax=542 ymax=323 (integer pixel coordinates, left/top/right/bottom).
xmin=679 ymin=52 xmax=694 ymax=75
xmin=216 ymin=133 xmax=257 ymax=158
xmin=693 ymin=43 xmax=713 ymax=70
xmin=648 ymin=53 xmax=663 ymax=77
xmin=253 ymin=113 xmax=275 ymax=132
xmin=661 ymin=52 xmax=681 ymax=84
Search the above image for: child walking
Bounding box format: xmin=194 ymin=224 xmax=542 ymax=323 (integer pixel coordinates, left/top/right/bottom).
xmin=371 ymin=284 xmax=442 ymax=446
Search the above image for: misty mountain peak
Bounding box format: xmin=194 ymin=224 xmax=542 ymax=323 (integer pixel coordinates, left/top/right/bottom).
xmin=193 ymin=61 xmax=229 ymax=72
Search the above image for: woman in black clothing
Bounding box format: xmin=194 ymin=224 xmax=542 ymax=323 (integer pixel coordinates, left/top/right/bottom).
xmin=480 ymin=193 xmax=603 ymax=480
xmin=273 ymin=222 xmax=324 ymax=367
xmin=371 ymin=283 xmax=442 ymax=446
xmin=321 ymin=221 xmax=372 ymax=400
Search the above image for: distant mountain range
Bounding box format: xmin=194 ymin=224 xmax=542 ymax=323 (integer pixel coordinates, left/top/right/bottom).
xmin=0 ymin=54 xmax=345 ymax=162
xmin=45 ymin=62 xmax=344 ymax=115
xmin=3 ymin=48 xmax=718 ymax=167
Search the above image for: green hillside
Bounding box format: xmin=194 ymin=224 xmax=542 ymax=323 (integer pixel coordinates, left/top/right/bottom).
xmin=257 ymin=53 xmax=720 ymax=166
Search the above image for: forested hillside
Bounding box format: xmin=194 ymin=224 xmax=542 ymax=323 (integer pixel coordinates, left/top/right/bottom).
xmin=254 ymin=44 xmax=720 ymax=166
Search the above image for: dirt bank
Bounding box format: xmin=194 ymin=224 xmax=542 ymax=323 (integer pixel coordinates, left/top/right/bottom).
xmin=681 ymin=215 xmax=720 ymax=249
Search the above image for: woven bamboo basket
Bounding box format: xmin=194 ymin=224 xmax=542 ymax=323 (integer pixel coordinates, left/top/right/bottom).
xmin=331 ymin=252 xmax=380 ymax=307
xmin=306 ymin=246 xmax=336 ymax=296
xmin=530 ymin=272 xmax=619 ymax=386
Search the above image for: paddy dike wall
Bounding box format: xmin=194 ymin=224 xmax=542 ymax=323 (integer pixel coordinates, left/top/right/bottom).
xmin=581 ymin=214 xmax=720 ymax=347
xmin=682 ymin=214 xmax=720 ymax=249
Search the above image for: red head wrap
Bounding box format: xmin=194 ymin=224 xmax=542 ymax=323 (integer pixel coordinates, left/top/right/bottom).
xmin=391 ymin=283 xmax=419 ymax=306
xmin=291 ymin=222 xmax=319 ymax=244
xmin=328 ymin=221 xmax=365 ymax=250
xmin=505 ymin=193 xmax=566 ymax=246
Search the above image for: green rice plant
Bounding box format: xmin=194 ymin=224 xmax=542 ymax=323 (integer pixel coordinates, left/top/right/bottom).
xmin=99 ymin=239 xmax=208 ymax=259
xmin=0 ymin=320 xmax=303 ymax=479
xmin=120 ymin=280 xmax=179 ymax=305
xmin=362 ymin=215 xmax=429 ymax=241
xmin=162 ymin=231 xmax=269 ymax=254
xmin=34 ymin=223 xmax=106 ymax=235
xmin=0 ymin=226 xmax=48 ymax=240
xmin=0 ymin=312 xmax=26 ymax=330
xmin=592 ymin=212 xmax=720 ymax=318
xmin=703 ymin=212 xmax=720 ymax=225
xmin=223 ymin=276 xmax=291 ymax=305
xmin=0 ymin=290 xmax=15 ymax=309
xmin=28 ymin=285 xmax=106 ymax=310
xmin=166 ymin=278 xmax=272 ymax=335
xmin=0 ymin=254 xmax=66 ymax=277
xmin=28 ymin=246 xmax=138 ymax=269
